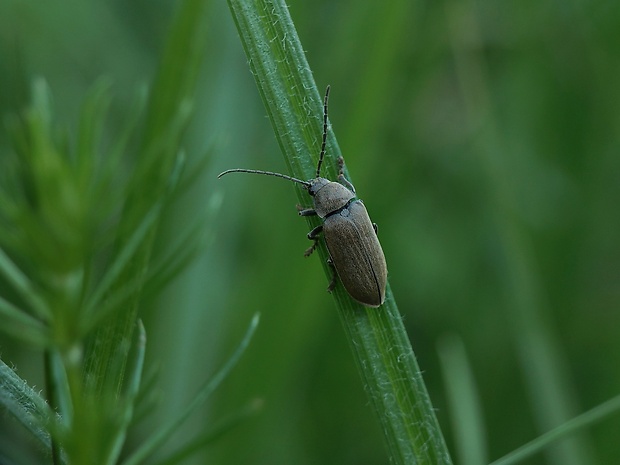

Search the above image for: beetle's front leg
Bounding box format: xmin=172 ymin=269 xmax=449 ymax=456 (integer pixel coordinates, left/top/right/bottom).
xmin=326 ymin=258 xmax=338 ymax=293
xmin=298 ymin=207 xmax=317 ymax=217
xmin=304 ymin=224 xmax=323 ymax=257
xmin=337 ymin=156 xmax=356 ymax=194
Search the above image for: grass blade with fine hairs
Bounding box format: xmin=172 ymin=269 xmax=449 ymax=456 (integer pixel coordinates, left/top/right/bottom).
xmin=0 ymin=359 xmax=55 ymax=452
xmin=226 ymin=0 xmax=452 ymax=463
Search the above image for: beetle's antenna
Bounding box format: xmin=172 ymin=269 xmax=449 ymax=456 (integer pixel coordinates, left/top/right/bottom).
xmin=315 ymin=85 xmax=330 ymax=178
xmin=218 ymin=169 xmax=311 ymax=187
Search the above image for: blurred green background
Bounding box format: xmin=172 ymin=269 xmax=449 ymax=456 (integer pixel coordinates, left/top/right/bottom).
xmin=1 ymin=0 xmax=620 ymax=464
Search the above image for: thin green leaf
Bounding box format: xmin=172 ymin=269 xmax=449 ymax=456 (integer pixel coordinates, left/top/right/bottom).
xmin=94 ymin=85 xmax=146 ymax=206
xmin=0 ymin=358 xmax=55 ymax=451
xmin=164 ymin=150 xmax=187 ymax=197
xmin=120 ymin=313 xmax=260 ymax=465
xmin=0 ymin=246 xmax=51 ymax=320
xmin=82 ymin=152 xmax=190 ymax=332
xmin=104 ymin=320 xmax=147 ymax=465
xmin=75 ymin=79 xmax=112 ymax=185
xmin=82 ymin=0 xmax=212 ymax=398
xmin=88 ymin=218 xmax=203 ymax=330
xmin=43 ymin=349 xmax=71 ymax=465
xmin=142 ymin=228 xmax=202 ymax=295
xmin=83 ymin=201 xmax=164 ymax=320
xmin=152 ymin=399 xmax=263 ymax=465
xmin=491 ymin=393 xmax=620 ymax=465
xmin=446 ymin=3 xmax=592 ymax=463
xmin=141 ymin=0 xmax=210 ymax=149
xmin=81 ymin=274 xmax=145 ymax=334
xmin=44 ymin=349 xmax=73 ymax=429
xmin=131 ymin=364 xmax=161 ymax=427
xmin=144 ymin=191 xmax=222 ymax=294
xmin=437 ymin=335 xmax=488 ymax=465
xmin=168 ymin=145 xmax=215 ymax=202
xmin=0 ymin=296 xmax=48 ymax=345
xmin=227 ymin=0 xmax=332 ymax=183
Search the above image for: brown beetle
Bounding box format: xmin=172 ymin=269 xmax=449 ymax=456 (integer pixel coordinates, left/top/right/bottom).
xmin=218 ymin=86 xmax=387 ymax=307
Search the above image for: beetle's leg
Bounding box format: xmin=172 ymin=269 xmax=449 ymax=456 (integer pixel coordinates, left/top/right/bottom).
xmin=326 ymin=258 xmax=338 ymax=293
xmin=297 ymin=203 xmax=317 ymax=216
xmin=336 ymin=156 xmax=356 ymax=194
xmin=337 ymin=156 xmax=346 ymax=172
xmin=373 ymin=223 xmax=378 ymax=235
xmin=338 ymin=175 xmax=356 ymax=194
xmin=298 ymin=208 xmax=317 ymax=217
xmin=304 ymin=224 xmax=323 ymax=257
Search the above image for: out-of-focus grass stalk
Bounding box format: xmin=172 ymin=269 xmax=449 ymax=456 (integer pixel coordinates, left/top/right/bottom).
xmin=438 ymin=335 xmax=488 ymax=465
xmin=490 ymin=394 xmax=620 ymax=465
xmin=0 ymin=0 xmax=213 ymax=462
xmin=82 ymin=0 xmax=211 ymax=398
xmin=445 ymin=2 xmax=592 ymax=464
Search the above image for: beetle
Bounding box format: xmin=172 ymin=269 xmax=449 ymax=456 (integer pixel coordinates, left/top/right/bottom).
xmin=218 ymin=86 xmax=387 ymax=307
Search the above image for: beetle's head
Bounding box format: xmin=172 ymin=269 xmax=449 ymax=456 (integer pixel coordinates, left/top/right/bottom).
xmin=307 ymin=177 xmax=330 ymax=196
xmin=309 ymin=178 xmax=355 ymax=218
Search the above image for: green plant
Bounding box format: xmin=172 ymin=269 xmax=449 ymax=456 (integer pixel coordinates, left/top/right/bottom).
xmin=3 ymin=0 xmax=620 ymax=464
xmin=0 ymin=0 xmax=260 ymax=463
xmin=225 ymin=0 xmax=452 ymax=463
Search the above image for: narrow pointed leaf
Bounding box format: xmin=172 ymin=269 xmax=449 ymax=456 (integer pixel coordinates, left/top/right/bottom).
xmin=120 ymin=313 xmax=260 ymax=465
xmin=0 ymin=296 xmax=48 ymax=345
xmin=0 ymin=359 xmax=55 ymax=451
xmin=0 ymin=247 xmax=50 ymax=320
xmin=104 ymin=321 xmax=147 ymax=465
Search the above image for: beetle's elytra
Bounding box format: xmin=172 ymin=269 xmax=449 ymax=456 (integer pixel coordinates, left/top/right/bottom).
xmin=218 ymin=86 xmax=387 ymax=307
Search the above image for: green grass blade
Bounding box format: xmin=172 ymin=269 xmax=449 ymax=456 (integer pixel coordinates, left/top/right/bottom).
xmin=75 ymin=79 xmax=111 ymax=190
xmin=43 ymin=349 xmax=71 ymax=465
xmin=120 ymin=313 xmax=260 ymax=465
xmin=144 ymin=190 xmax=221 ymax=295
xmin=151 ymin=399 xmax=263 ymax=465
xmin=445 ymin=3 xmax=592 ymax=464
xmin=226 ymin=0 xmax=333 ymax=182
xmin=83 ymin=200 xmax=164 ymax=322
xmin=226 ymin=1 xmax=452 ymax=463
xmin=0 ymin=296 xmax=48 ymax=345
xmin=104 ymin=321 xmax=147 ymax=465
xmin=0 ymin=246 xmax=50 ymax=321
xmin=82 ymin=0 xmax=212 ymax=398
xmin=141 ymin=0 xmax=209 ymax=150
xmin=82 ymin=151 xmax=187 ymax=331
xmin=340 ymin=299 xmax=452 ymax=465
xmin=438 ymin=335 xmax=488 ymax=465
xmin=0 ymin=359 xmax=55 ymax=451
xmin=490 ymin=393 xmax=620 ymax=465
